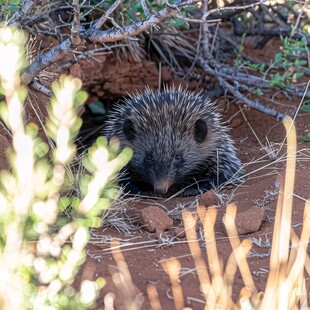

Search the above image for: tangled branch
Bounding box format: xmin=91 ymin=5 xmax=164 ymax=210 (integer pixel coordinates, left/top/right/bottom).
xmin=8 ymin=0 xmax=310 ymax=118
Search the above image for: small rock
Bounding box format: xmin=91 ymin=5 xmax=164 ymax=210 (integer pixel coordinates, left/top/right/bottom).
xmin=199 ymin=190 xmax=219 ymax=208
xmin=235 ymin=206 xmax=265 ymax=235
xmin=139 ymin=206 xmax=173 ymax=233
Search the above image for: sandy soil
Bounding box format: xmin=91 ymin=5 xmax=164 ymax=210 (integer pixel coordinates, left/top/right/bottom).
xmin=77 ymin=88 xmax=310 ymax=309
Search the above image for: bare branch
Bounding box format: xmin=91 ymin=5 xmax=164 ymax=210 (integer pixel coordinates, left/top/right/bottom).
xmin=71 ymin=0 xmax=82 ymax=46
xmin=57 ymin=47 xmax=112 ymax=71
xmin=199 ymin=57 xmax=285 ymax=119
xmin=202 ymin=0 xmax=269 ymax=20
xmin=85 ymin=6 xmax=179 ymax=43
xmin=18 ymin=0 xmax=308 ymax=117
xmin=201 ymin=0 xmax=209 ymax=57
xmin=140 ymin=0 xmax=151 ymax=18
xmin=81 ymin=0 xmax=105 ymax=20
xmin=93 ymin=0 xmax=123 ymax=30
xmin=219 ymin=76 xmax=285 ymax=120
xmin=30 ymin=81 xmax=52 ymax=96
xmin=18 ymin=0 xmax=206 ymax=84
xmin=174 ymin=14 xmax=220 ymax=24
xmin=21 ymin=38 xmax=72 ymax=85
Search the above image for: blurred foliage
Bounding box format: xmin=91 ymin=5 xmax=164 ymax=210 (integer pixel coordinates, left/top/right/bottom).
xmin=0 ymin=0 xmax=22 ymax=19
xmin=0 ymin=26 xmax=132 ymax=309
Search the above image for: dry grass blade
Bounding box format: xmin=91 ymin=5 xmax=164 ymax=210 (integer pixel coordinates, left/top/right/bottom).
xmin=278 ymin=116 xmax=297 ymax=265
xmin=223 ymin=203 xmax=257 ymax=296
xmin=110 ymin=240 xmax=144 ymax=309
xmin=202 ymin=207 xmax=235 ymax=308
xmin=290 ymin=228 xmax=310 ymax=277
xmin=147 ymin=284 xmax=162 ymax=310
xmin=161 ymin=258 xmax=185 ymax=310
xmin=261 ymin=115 xmax=299 ymax=309
xmin=183 ymin=211 xmax=212 ymax=302
xmin=285 ymin=201 xmax=310 ymax=308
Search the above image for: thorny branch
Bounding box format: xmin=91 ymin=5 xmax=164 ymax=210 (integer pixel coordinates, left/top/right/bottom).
xmin=21 ymin=38 xmax=72 ymax=85
xmin=71 ymin=0 xmax=82 ymax=46
xmin=92 ymin=0 xmax=123 ymax=30
xmin=30 ymin=80 xmax=52 ymax=97
xmin=16 ymin=0 xmax=268 ymax=82
xmin=199 ymin=57 xmax=287 ymax=119
xmin=56 ymin=47 xmax=113 ymax=71
xmin=140 ymin=0 xmax=151 ymax=18
xmin=9 ymin=0 xmax=310 ymax=118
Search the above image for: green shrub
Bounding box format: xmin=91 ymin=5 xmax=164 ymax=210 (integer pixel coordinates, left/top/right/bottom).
xmin=0 ymin=26 xmax=132 ymax=309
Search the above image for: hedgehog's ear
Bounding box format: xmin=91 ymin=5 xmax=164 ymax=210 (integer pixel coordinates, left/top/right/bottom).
xmin=194 ymin=119 xmax=208 ymax=143
xmin=123 ymin=119 xmax=136 ymax=141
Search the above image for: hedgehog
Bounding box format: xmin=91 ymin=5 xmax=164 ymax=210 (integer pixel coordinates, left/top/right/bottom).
xmin=104 ymin=87 xmax=243 ymax=197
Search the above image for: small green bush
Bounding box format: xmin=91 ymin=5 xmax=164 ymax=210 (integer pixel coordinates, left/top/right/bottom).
xmin=0 ymin=26 xmax=132 ymax=309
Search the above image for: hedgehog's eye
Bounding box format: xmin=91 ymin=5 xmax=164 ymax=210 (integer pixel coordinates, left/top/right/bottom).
xmin=174 ymin=155 xmax=182 ymax=163
xmin=194 ymin=119 xmax=208 ymax=143
xmin=123 ymin=119 xmax=136 ymax=141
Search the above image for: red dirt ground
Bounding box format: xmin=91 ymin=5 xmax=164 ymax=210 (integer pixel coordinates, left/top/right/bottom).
xmin=78 ymin=91 xmax=310 ymax=309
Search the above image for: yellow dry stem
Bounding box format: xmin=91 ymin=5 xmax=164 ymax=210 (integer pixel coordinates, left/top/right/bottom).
xmin=110 ymin=240 xmax=144 ymax=308
xmin=147 ymin=284 xmax=162 ymax=310
xmin=161 ymin=258 xmax=184 ymax=310
xmin=261 ymin=117 xmax=310 ymax=309
xmin=290 ymin=228 xmax=310 ymax=276
xmin=203 ymin=207 xmax=230 ymax=308
xmin=182 ymin=211 xmax=211 ymax=302
xmin=223 ymin=204 xmax=256 ymax=295
xmin=285 ymin=200 xmax=310 ymax=308
xmin=279 ymin=116 xmax=297 ymax=265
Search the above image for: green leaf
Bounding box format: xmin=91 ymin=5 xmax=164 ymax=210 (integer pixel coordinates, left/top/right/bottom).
xmin=259 ymin=64 xmax=265 ymax=73
xmin=295 ymin=59 xmax=308 ymax=66
xmin=183 ymin=6 xmax=198 ymax=12
xmin=7 ymin=5 xmax=20 ymax=13
xmin=252 ymin=88 xmax=263 ymax=96
xmin=235 ymin=58 xmax=243 ymax=67
xmin=274 ymin=53 xmax=283 ymax=63
xmin=270 ymin=76 xmax=286 ymax=88
xmin=59 ymin=197 xmax=71 ymax=212
xmin=34 ymin=140 xmax=49 ymax=157
xmin=292 ymin=72 xmax=304 ymax=80
xmin=301 ymin=104 xmax=310 ymax=112
xmin=168 ymin=18 xmax=189 ymax=28
xmin=300 ymin=133 xmax=310 ymax=142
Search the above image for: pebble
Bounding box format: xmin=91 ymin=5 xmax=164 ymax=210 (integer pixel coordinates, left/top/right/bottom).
xmin=198 ymin=190 xmax=219 ymax=208
xmin=139 ymin=206 xmax=173 ymax=233
xmin=235 ymin=206 xmax=265 ymax=235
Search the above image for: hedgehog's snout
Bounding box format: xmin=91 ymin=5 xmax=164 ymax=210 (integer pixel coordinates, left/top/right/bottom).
xmin=153 ymin=179 xmax=171 ymax=195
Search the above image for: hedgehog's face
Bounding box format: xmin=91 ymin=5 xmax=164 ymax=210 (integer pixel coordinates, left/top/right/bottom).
xmin=121 ymin=117 xmax=210 ymax=195
xmin=140 ymin=152 xmax=184 ymax=195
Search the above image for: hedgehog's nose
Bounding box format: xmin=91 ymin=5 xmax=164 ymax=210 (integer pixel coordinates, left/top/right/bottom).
xmin=153 ymin=180 xmax=170 ymax=195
